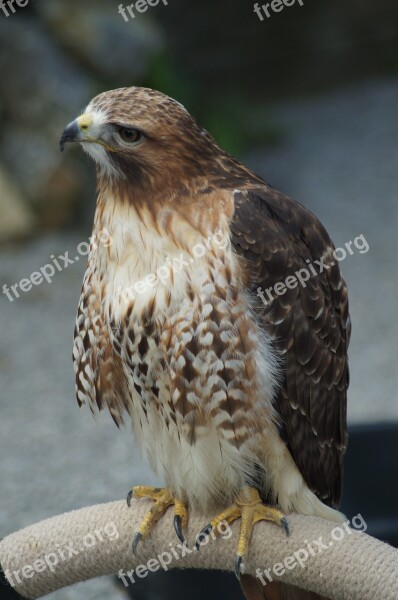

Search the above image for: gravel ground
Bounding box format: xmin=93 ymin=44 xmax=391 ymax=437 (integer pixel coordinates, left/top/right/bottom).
xmin=1 ymin=77 xmax=397 ymax=599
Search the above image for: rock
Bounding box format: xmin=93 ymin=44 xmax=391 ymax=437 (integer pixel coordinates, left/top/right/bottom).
xmin=0 ymin=17 xmax=95 ymax=230
xmin=0 ymin=17 xmax=93 ymax=128
xmin=36 ymin=0 xmax=164 ymax=85
xmin=0 ymin=165 xmax=35 ymax=242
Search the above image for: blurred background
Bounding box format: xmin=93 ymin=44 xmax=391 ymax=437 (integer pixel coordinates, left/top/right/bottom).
xmin=1 ymin=0 xmax=397 ymax=598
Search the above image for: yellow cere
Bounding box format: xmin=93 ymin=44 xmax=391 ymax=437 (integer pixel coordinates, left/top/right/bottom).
xmin=77 ymin=113 xmax=94 ymax=131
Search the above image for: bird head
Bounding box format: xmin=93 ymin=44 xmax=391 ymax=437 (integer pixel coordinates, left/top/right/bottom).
xmin=60 ymin=87 xmax=223 ymax=191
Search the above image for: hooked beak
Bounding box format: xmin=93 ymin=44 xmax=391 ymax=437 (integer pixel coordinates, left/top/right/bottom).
xmin=60 ymin=113 xmax=94 ymax=152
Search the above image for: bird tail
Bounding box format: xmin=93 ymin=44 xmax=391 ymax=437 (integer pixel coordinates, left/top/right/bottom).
xmin=240 ymin=575 xmax=330 ymax=600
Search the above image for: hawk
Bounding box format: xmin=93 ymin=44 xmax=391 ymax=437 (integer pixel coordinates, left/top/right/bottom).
xmin=61 ymin=87 xmax=350 ymax=600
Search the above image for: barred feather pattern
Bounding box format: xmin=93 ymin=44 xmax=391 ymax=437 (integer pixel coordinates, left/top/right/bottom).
xmin=73 ymin=219 xmax=283 ymax=509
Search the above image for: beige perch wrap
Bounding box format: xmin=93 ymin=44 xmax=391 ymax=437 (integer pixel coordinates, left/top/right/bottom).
xmin=0 ymin=499 xmax=397 ymax=599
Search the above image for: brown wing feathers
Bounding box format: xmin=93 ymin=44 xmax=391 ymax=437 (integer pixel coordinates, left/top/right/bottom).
xmin=231 ymin=187 xmax=350 ymax=508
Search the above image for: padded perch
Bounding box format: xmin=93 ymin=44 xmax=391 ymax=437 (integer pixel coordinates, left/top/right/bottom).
xmin=0 ymin=500 xmax=397 ymax=599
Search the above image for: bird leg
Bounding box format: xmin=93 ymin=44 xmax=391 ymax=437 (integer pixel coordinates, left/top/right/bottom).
xmin=127 ymin=486 xmax=188 ymax=552
xmin=197 ymin=486 xmax=289 ymax=578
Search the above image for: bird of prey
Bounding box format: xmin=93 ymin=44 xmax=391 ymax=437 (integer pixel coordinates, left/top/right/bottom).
xmin=61 ymin=87 xmax=350 ymax=600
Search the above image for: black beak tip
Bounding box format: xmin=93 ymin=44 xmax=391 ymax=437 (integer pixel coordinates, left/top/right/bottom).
xmin=59 ymin=121 xmax=80 ymax=153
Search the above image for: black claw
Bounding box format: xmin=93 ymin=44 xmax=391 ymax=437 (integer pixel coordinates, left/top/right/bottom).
xmin=281 ymin=517 xmax=290 ymax=536
xmin=174 ymin=515 xmax=186 ymax=544
xmin=127 ymin=490 xmax=133 ymax=507
xmin=132 ymin=531 xmax=142 ymax=555
xmin=195 ymin=524 xmax=213 ymax=550
xmin=234 ymin=555 xmax=243 ymax=579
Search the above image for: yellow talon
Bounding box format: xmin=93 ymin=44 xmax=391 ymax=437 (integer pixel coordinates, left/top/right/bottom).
xmin=197 ymin=486 xmax=289 ymax=578
xmin=127 ymin=486 xmax=189 ymax=551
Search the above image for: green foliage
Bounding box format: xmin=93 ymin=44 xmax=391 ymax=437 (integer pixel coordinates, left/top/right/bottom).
xmin=144 ymin=53 xmax=282 ymax=155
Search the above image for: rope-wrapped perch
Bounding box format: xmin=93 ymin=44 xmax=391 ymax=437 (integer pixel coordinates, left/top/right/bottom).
xmin=0 ymin=500 xmax=397 ymax=599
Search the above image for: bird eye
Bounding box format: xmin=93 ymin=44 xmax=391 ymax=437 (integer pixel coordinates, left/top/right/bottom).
xmin=118 ymin=127 xmax=142 ymax=143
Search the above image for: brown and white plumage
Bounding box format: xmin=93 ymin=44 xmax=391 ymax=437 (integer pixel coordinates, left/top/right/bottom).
xmin=63 ymin=86 xmax=350 ymax=599
xmin=231 ymin=189 xmax=350 ymax=509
